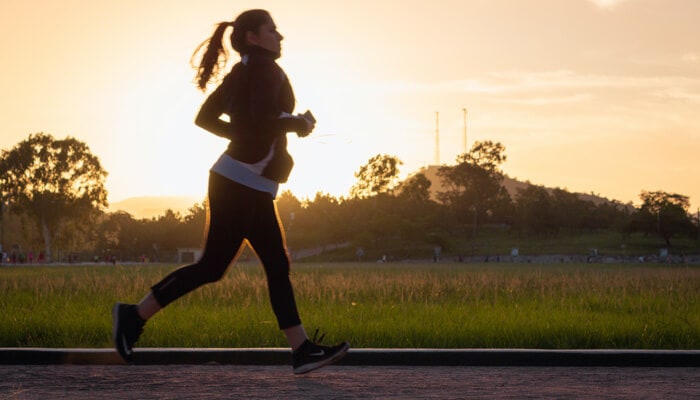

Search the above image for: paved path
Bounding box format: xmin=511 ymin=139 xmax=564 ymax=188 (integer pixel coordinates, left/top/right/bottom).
xmin=1 ymin=364 xmax=699 ymax=399
xmin=1 ymin=349 xmax=698 ymax=399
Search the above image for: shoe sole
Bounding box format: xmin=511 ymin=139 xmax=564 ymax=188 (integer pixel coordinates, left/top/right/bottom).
xmin=293 ymin=342 xmax=350 ymax=375
xmin=112 ymin=303 xmax=133 ymax=363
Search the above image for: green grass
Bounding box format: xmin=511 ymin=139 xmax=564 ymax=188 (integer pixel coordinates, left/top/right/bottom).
xmin=1 ymin=262 xmax=698 ymax=349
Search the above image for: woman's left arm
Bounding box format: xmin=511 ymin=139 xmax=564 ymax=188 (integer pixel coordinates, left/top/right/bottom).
xmin=248 ymin=61 xmax=310 ymax=136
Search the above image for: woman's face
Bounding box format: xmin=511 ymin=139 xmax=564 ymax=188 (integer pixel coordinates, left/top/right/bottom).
xmin=247 ymin=18 xmax=284 ymax=54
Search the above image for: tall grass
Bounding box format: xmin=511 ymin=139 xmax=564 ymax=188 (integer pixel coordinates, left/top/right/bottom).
xmin=0 ymin=262 xmax=698 ymax=349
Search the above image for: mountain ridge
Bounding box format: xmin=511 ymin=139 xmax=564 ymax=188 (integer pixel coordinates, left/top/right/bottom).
xmin=109 ymin=167 xmax=626 ymax=219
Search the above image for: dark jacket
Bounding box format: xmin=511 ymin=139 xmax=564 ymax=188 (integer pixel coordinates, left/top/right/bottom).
xmin=195 ymin=46 xmax=308 ymax=182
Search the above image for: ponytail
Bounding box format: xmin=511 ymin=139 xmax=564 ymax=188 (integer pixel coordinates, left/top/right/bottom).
xmin=191 ymin=10 xmax=272 ymax=91
xmin=192 ymin=22 xmax=232 ymax=91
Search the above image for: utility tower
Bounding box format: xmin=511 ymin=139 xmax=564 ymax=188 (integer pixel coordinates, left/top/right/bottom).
xmin=434 ymin=111 xmax=440 ymax=165
xmin=462 ymin=108 xmax=468 ymax=154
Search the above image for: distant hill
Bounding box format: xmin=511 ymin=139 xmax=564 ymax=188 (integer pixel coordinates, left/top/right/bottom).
xmin=109 ymin=166 xmax=622 ymax=220
xmin=415 ymin=165 xmax=619 ymax=206
xmin=108 ymin=195 xmax=202 ymax=219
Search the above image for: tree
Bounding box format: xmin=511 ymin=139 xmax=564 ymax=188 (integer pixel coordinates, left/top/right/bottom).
xmin=275 ymin=190 xmax=305 ymax=249
xmin=303 ymin=192 xmax=345 ymax=247
xmin=397 ymin=172 xmax=433 ymax=204
xmin=437 ymin=141 xmax=511 ymax=231
xmin=350 ymin=154 xmax=403 ymax=198
xmin=632 ymin=190 xmax=694 ymax=247
xmin=395 ymin=172 xmax=440 ymax=243
xmin=275 ymin=190 xmax=303 ymax=230
xmin=95 ymin=211 xmax=139 ymax=261
xmin=549 ymin=188 xmax=593 ymax=231
xmin=513 ymin=184 xmax=556 ymax=234
xmin=0 ymin=133 xmax=108 ymax=261
xmin=639 ymin=190 xmax=690 ymax=214
xmin=459 ymin=140 xmax=507 ymax=171
xmin=180 ymin=200 xmax=207 ymax=246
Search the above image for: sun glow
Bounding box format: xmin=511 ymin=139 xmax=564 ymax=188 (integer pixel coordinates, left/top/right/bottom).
xmin=1 ymin=0 xmax=699 ymax=211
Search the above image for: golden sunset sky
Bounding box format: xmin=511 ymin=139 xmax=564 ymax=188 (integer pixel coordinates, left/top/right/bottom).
xmin=1 ymin=0 xmax=699 ymax=211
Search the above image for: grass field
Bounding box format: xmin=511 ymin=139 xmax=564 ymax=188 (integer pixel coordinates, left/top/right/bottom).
xmin=1 ymin=262 xmax=698 ymax=349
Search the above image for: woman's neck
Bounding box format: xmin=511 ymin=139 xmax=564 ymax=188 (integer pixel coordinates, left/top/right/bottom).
xmin=245 ymin=45 xmax=280 ymax=60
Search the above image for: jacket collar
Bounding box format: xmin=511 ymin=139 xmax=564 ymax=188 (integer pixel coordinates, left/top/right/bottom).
xmin=242 ymin=45 xmax=280 ymax=65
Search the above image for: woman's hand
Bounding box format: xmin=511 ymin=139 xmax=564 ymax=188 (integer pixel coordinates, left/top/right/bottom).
xmin=296 ymin=113 xmax=315 ymax=137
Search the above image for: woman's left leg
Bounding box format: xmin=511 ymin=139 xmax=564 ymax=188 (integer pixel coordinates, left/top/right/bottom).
xmin=248 ymin=192 xmax=350 ymax=373
xmin=246 ymin=194 xmax=304 ymax=347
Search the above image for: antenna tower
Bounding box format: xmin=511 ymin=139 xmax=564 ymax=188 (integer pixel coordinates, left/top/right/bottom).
xmin=435 ymin=111 xmax=440 ymax=165
xmin=462 ymin=108 xmax=468 ymax=154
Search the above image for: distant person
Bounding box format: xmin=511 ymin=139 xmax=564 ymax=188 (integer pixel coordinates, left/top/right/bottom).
xmin=112 ymin=9 xmax=349 ymax=374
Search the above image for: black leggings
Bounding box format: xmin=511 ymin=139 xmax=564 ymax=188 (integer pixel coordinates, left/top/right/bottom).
xmin=150 ymin=172 xmax=301 ymax=329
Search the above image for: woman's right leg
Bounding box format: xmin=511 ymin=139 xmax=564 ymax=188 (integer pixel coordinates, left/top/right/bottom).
xmin=114 ymin=173 xmax=249 ymax=363
xmin=146 ymin=173 xmax=249 ymax=313
xmin=147 ymin=238 xmax=242 ymax=311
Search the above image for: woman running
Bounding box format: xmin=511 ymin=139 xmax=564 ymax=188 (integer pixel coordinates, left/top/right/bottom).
xmin=112 ymin=9 xmax=349 ymax=375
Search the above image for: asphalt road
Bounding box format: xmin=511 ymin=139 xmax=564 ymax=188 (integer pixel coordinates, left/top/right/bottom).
xmin=1 ymin=364 xmax=699 ymax=399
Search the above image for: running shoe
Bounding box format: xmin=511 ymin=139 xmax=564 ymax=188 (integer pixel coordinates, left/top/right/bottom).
xmin=292 ymin=331 xmax=350 ymax=374
xmin=112 ymin=302 xmax=145 ymax=363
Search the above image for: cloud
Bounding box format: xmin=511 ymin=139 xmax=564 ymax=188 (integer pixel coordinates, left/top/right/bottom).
xmin=378 ymin=70 xmax=700 ymax=97
xmin=682 ymin=52 xmax=699 ymax=63
xmin=655 ymin=88 xmax=700 ymax=103
xmin=493 ymin=93 xmax=595 ymax=106
xmin=587 ymin=0 xmax=630 ymax=8
xmin=366 ymin=69 xmax=700 ymax=135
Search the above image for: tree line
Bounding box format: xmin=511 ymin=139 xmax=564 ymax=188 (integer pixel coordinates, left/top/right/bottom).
xmin=1 ymin=133 xmax=697 ymax=263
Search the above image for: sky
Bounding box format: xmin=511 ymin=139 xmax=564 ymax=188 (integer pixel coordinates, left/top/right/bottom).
xmin=1 ymin=0 xmax=699 ymax=212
